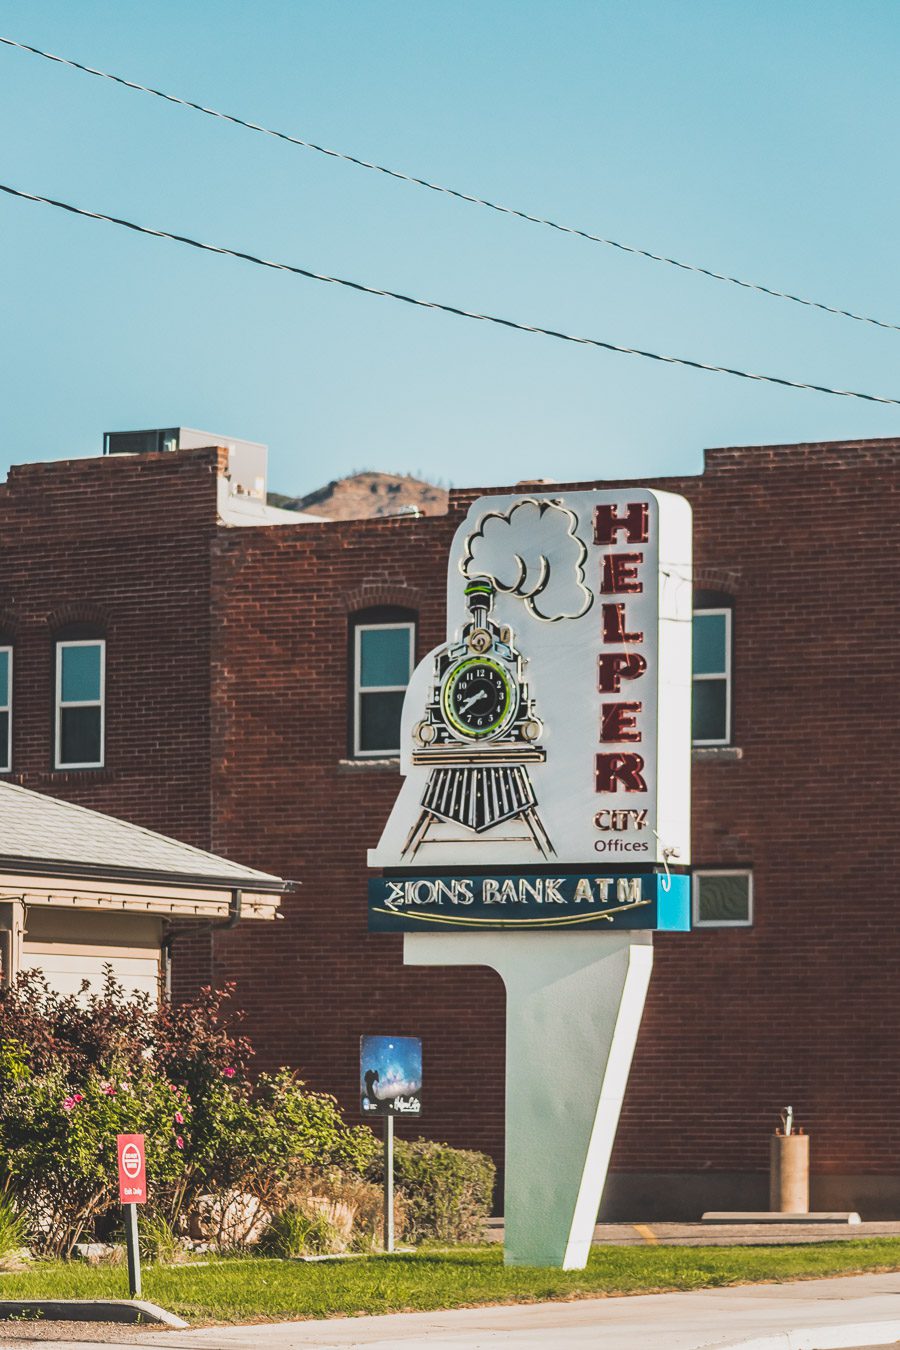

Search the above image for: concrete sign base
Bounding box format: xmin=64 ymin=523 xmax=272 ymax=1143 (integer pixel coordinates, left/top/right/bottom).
xmin=404 ymin=930 xmax=653 ymax=1268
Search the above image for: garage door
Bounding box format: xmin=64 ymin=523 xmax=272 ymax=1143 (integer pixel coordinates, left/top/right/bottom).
xmin=21 ymin=909 xmax=163 ymax=1001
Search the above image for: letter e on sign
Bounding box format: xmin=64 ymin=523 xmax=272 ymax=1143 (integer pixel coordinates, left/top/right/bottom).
xmin=117 ymin=1133 xmax=147 ymax=1205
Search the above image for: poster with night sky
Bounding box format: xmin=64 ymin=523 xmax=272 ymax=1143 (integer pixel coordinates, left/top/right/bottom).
xmin=360 ymin=1035 xmax=422 ymax=1116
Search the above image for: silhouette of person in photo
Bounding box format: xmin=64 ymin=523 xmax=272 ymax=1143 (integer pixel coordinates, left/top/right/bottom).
xmin=364 ymin=1068 xmax=380 ymax=1106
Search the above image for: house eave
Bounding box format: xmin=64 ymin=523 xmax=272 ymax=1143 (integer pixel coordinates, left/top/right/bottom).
xmin=0 ymin=867 xmax=286 ymax=921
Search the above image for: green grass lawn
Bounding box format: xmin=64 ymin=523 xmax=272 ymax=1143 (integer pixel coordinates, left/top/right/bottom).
xmin=3 ymin=1241 xmax=900 ymax=1325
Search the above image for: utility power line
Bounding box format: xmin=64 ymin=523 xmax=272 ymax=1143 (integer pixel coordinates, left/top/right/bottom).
xmin=1 ymin=179 xmax=898 ymax=407
xmin=1 ymin=33 xmax=898 ymax=336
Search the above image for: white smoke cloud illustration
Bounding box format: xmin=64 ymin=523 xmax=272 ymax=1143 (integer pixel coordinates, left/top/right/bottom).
xmin=372 ymin=1076 xmax=421 ymax=1102
xmin=461 ymin=498 xmax=593 ymax=622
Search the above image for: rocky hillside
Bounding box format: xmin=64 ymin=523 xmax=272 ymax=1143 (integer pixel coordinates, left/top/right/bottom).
xmin=270 ymin=471 xmax=448 ymax=520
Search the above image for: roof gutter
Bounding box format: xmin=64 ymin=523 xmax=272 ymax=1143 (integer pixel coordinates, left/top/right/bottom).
xmin=0 ymin=854 xmax=291 ymax=893
xmin=225 ymin=887 xmax=242 ymax=929
xmin=164 ymin=885 xmax=267 ymax=948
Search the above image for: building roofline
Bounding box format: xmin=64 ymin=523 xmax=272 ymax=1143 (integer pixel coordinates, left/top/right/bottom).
xmin=0 ymin=852 xmax=294 ymax=893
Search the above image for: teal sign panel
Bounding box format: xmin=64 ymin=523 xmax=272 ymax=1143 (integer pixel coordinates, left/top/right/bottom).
xmin=369 ymin=870 xmax=690 ymax=933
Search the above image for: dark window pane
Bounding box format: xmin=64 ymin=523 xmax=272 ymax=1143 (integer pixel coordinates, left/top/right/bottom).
xmin=692 ymin=679 xmax=727 ymax=742
xmin=359 ymin=691 xmax=405 ymax=753
xmin=0 ymin=711 xmax=9 ymax=771
xmin=698 ymin=874 xmax=751 ymax=923
xmin=60 ymin=706 xmax=102 ymax=765
xmin=692 ymin=612 xmax=727 ymax=676
xmin=0 ymin=650 xmax=9 ymax=706
xmin=359 ymin=628 xmax=411 ymax=688
xmin=61 ymin=644 xmax=102 ymax=702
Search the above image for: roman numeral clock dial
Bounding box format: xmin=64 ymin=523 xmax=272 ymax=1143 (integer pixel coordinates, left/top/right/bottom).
xmin=441 ymin=656 xmax=516 ymax=739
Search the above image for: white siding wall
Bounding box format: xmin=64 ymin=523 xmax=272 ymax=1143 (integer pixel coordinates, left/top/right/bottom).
xmin=21 ymin=910 xmax=163 ymax=1001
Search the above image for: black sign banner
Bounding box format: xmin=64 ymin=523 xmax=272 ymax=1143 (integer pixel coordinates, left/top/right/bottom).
xmin=368 ymin=871 xmax=689 ymax=933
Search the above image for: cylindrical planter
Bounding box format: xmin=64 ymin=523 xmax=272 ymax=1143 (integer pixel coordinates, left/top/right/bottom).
xmin=770 ymin=1133 xmax=809 ymax=1213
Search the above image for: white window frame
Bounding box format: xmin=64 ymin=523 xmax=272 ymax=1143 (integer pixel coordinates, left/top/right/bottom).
xmin=55 ymin=639 xmax=105 ymax=770
xmin=692 ymin=607 xmax=732 ymax=746
xmin=0 ymin=645 xmax=11 ymax=774
xmin=353 ymin=621 xmax=414 ymax=758
xmin=692 ymin=869 xmax=753 ymax=928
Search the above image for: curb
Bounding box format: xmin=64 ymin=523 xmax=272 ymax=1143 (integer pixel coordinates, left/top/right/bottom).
xmin=713 ymin=1316 xmax=900 ymax=1349
xmin=0 ymin=1299 xmax=188 ymax=1328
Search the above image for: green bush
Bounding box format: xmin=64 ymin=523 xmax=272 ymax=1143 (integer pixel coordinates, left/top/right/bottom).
xmin=0 ymin=1196 xmax=28 ymax=1261
xmin=372 ymin=1138 xmax=495 ymax=1243
xmin=138 ymin=1212 xmax=182 ymax=1264
xmin=0 ymin=971 xmax=378 ymax=1256
xmin=0 ymin=1044 xmax=194 ymax=1256
xmin=259 ymin=1201 xmax=348 ymax=1258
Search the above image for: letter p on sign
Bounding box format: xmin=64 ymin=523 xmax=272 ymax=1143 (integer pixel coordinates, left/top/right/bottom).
xmin=117 ymin=1134 xmax=147 ymax=1204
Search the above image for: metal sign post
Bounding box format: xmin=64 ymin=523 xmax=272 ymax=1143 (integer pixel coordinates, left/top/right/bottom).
xmin=383 ymin=1115 xmax=394 ymax=1253
xmin=124 ymin=1201 xmax=141 ymax=1298
xmin=117 ymin=1133 xmax=147 ymax=1298
xmin=359 ymin=1034 xmax=422 ymax=1254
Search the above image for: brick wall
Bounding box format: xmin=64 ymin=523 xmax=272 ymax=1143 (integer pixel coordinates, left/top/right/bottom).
xmin=3 ymin=436 xmax=898 ymax=1204
xmin=0 ymin=447 xmax=221 ymax=842
xmin=207 ymin=438 xmax=900 ymax=1185
xmin=206 ymin=507 xmax=507 ymax=1157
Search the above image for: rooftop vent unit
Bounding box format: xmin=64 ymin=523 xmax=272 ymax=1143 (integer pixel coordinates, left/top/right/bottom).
xmin=102 ymin=427 xmax=269 ymax=501
xmin=103 ymin=428 xmax=182 ymax=457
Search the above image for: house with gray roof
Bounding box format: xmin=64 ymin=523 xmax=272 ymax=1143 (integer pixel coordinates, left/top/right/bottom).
xmin=0 ymin=780 xmax=289 ymax=999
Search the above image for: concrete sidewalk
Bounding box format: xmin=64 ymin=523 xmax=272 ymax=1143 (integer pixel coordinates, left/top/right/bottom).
xmin=6 ymin=1271 xmax=900 ymax=1349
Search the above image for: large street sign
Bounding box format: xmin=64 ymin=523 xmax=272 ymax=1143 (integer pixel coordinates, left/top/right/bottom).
xmin=369 ymin=490 xmax=692 ymax=896
xmin=369 ymin=488 xmax=692 ymax=1269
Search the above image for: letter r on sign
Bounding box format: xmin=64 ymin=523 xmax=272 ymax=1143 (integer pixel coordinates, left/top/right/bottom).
xmin=596 ymin=753 xmax=648 ymax=793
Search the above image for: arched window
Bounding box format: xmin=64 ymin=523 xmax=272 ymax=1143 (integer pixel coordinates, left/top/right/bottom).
xmin=54 ymin=623 xmax=106 ymax=769
xmin=692 ymin=591 xmax=733 ymax=746
xmin=350 ymin=607 xmax=416 ymax=757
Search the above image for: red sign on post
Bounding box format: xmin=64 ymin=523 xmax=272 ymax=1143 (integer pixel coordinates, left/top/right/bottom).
xmin=117 ymin=1134 xmax=147 ymax=1204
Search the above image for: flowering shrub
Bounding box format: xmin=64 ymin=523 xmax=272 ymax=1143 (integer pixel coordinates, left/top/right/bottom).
xmin=0 ymin=971 xmax=377 ymax=1256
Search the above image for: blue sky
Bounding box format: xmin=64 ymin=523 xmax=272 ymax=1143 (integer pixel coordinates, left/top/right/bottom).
xmin=1 ymin=2 xmax=899 ymax=496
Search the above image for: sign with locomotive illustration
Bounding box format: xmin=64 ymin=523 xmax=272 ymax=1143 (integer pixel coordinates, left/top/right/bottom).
xmin=369 ymin=489 xmax=692 ymax=930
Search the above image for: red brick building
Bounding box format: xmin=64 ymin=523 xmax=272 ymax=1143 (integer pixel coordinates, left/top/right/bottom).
xmin=0 ymin=433 xmax=896 ymax=1218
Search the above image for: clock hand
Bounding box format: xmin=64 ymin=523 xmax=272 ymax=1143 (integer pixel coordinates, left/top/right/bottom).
xmin=459 ymin=688 xmax=489 ymax=713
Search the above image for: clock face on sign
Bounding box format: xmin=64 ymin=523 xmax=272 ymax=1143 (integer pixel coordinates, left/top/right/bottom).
xmin=440 ymin=657 xmax=517 ymax=739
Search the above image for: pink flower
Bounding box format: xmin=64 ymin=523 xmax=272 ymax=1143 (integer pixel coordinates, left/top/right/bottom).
xmin=222 ymin=1067 xmax=236 ymax=1079
xmin=169 ymin=1084 xmax=178 ymax=1094
xmin=101 ymin=1082 xmax=116 ymax=1096
xmin=175 ymin=1136 xmax=184 ymax=1150
xmin=72 ymin=1093 xmax=84 ymax=1103
xmin=62 ymin=1096 xmax=77 ymax=1112
xmin=174 ymin=1111 xmax=184 ymax=1125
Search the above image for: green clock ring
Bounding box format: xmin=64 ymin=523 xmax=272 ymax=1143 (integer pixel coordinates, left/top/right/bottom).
xmin=440 ymin=655 xmax=517 ymax=740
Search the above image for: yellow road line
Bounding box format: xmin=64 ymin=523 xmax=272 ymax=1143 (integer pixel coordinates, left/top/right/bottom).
xmin=633 ymin=1224 xmax=658 ymax=1245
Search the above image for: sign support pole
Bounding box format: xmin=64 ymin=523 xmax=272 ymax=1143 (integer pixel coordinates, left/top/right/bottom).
xmin=405 ymin=929 xmax=652 ymax=1268
xmin=124 ymin=1202 xmax=141 ymax=1298
xmin=383 ymin=1114 xmax=395 ymax=1253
